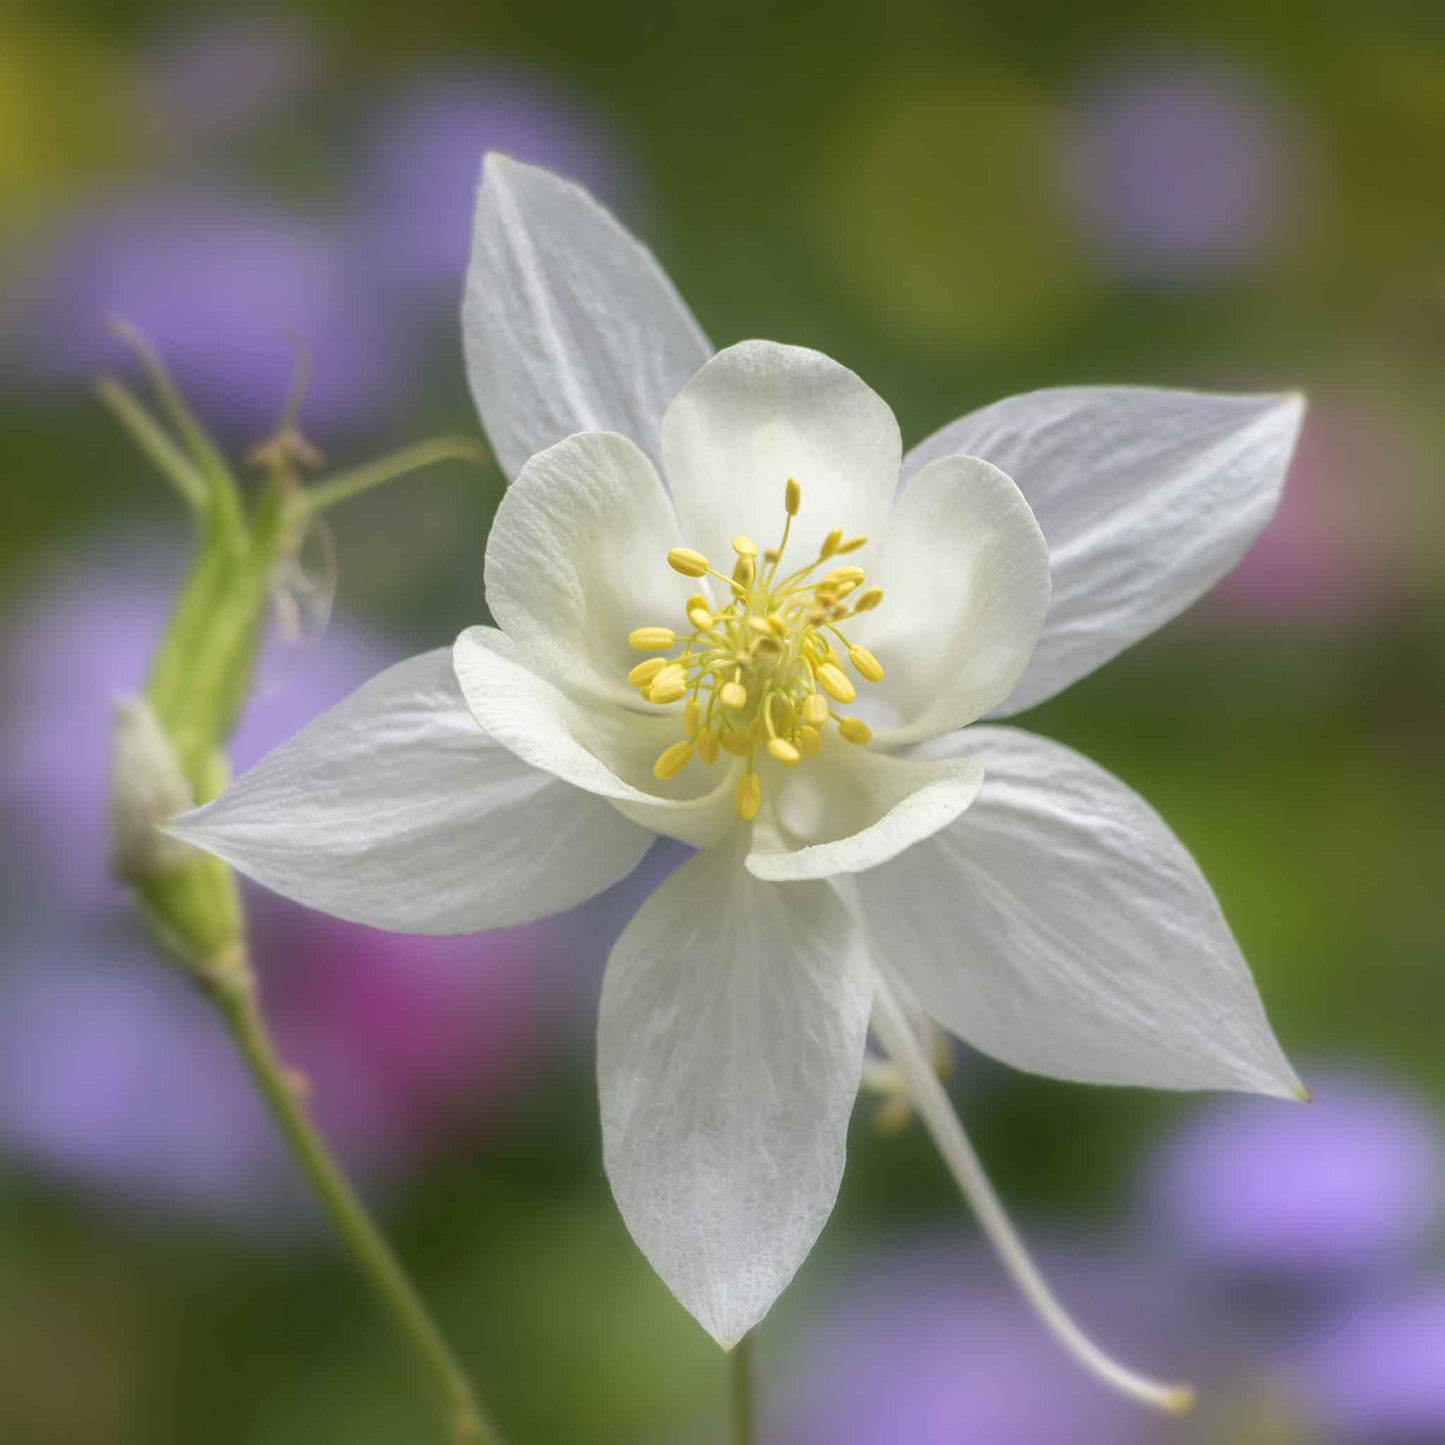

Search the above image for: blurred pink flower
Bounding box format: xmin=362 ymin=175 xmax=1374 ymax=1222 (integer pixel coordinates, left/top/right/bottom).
xmin=1209 ymin=406 xmax=1415 ymax=628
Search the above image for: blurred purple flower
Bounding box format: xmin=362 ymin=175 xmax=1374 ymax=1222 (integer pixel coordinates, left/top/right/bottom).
xmin=1 ymin=540 xmax=394 ymax=912
xmin=1294 ymin=1289 xmax=1445 ymax=1443
xmin=358 ymin=63 xmax=632 ymax=306
xmin=0 ymin=932 xmax=284 ymax=1219
xmin=138 ymin=15 xmax=324 ymax=143
xmin=0 ymin=542 xmax=641 ymax=1215
xmin=777 ymin=1239 xmax=1177 ymax=1445
xmin=26 ymin=194 xmax=396 ymax=438
xmin=776 ymin=1080 xmax=1441 ymax=1443
xmin=1146 ymin=1074 xmax=1440 ymax=1290
xmin=1060 ymin=52 xmax=1307 ymax=283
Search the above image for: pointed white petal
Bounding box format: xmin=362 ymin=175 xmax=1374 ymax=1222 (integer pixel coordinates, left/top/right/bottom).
xmin=464 ymin=154 xmax=713 ymax=481
xmin=168 ymin=650 xmax=653 ymax=933
xmin=661 ymin=340 xmax=901 ymax=565
xmin=598 ymin=833 xmax=874 ymax=1347
xmin=484 ymin=431 xmax=686 ymax=706
xmin=452 ymin=626 xmax=737 ymax=848
xmin=851 ymin=726 xmax=1302 ymax=1097
xmin=902 ymin=387 xmax=1306 ymax=715
xmin=856 ymin=454 xmax=1050 ymax=744
xmin=747 ymin=747 xmax=983 ymax=882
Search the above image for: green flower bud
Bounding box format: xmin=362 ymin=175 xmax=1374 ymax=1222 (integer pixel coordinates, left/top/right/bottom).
xmin=107 ymin=696 xmax=195 ymax=886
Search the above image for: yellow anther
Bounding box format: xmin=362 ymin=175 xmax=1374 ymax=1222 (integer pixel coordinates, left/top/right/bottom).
xmin=817 ymin=663 xmax=857 ymax=704
xmin=654 ymin=740 xmax=694 ymax=779
xmin=629 ymin=627 xmax=676 ymax=651
xmin=648 ymin=667 xmax=688 ymax=704
xmin=668 ymin=547 xmax=710 ymax=578
xmin=848 ymin=645 xmax=884 ymax=683
xmin=631 ymin=481 xmax=890 ymax=807
xmin=736 ymin=772 xmax=761 ymax=820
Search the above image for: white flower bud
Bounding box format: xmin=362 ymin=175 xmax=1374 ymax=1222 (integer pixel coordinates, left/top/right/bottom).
xmin=108 ymin=697 xmax=196 ymax=884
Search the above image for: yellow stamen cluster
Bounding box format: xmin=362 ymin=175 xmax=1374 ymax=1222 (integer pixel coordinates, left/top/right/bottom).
xmin=626 ymin=477 xmax=885 ymax=819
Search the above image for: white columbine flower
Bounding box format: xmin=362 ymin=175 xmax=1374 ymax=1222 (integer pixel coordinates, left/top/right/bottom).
xmin=171 ymin=156 xmax=1306 ymax=1405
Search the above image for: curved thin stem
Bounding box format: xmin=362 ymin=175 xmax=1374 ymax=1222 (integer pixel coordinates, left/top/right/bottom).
xmin=203 ymin=947 xmax=504 ymax=1445
xmin=293 ymin=437 xmax=491 ymax=519
xmin=869 ymin=969 xmax=1195 ymax=1415
xmin=731 ymin=1332 xmax=757 ymax=1445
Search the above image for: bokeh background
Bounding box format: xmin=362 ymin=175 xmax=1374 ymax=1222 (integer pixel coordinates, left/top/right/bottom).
xmin=2 ymin=3 xmax=1442 ymax=1442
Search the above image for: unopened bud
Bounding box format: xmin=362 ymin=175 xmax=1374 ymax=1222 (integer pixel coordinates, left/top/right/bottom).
xmin=108 ymin=697 xmax=196 ymax=885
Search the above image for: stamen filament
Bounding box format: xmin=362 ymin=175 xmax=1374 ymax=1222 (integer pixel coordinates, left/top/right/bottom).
xmin=868 ymin=970 xmax=1197 ymax=1416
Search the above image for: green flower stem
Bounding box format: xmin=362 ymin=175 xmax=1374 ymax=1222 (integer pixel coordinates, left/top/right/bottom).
xmin=109 ymin=316 xmax=244 ymax=535
xmin=95 ymin=377 xmax=209 ymax=508
xmin=199 ymin=946 xmax=504 ymax=1445
xmin=731 ymin=1333 xmax=757 ymax=1445
xmin=292 ymin=437 xmax=492 ymax=519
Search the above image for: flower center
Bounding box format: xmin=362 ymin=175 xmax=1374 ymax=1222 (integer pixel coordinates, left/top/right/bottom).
xmin=626 ymin=477 xmax=886 ymax=820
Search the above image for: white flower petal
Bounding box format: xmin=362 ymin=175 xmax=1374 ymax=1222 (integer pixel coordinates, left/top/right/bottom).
xmin=661 ymin=341 xmax=901 ymax=566
xmin=849 ymin=726 xmax=1302 ymax=1097
xmin=452 ymin=626 xmax=737 ymax=848
xmin=598 ymin=831 xmax=874 ymax=1347
xmin=902 ymin=387 xmax=1306 ymax=715
xmin=484 ymin=431 xmax=686 ymax=707
xmin=855 ymin=454 xmax=1050 ymax=744
xmin=747 ymin=747 xmax=983 ymax=882
xmin=464 ymin=154 xmax=713 ymax=481
xmin=167 ymin=650 xmax=652 ymax=933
